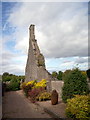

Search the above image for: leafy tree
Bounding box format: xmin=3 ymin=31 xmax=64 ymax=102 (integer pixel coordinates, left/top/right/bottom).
xmin=2 ymin=72 xmax=10 ymax=82
xmin=86 ymin=69 xmax=90 ymax=81
xmin=52 ymin=71 xmax=58 ymax=78
xmin=62 ymin=70 xmax=72 ymax=81
xmin=62 ymin=68 xmax=89 ymax=103
xmin=57 ymin=71 xmax=63 ymax=80
xmin=9 ymin=74 xmax=14 ymax=76
xmin=18 ymin=75 xmax=25 ymax=82
xmin=2 ymin=72 xmax=25 ymax=91
xmin=3 ymin=72 xmax=9 ymax=76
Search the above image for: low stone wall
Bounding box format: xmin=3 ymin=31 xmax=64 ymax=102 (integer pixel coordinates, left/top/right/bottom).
xmin=51 ymin=81 xmax=64 ymax=98
xmin=51 ymin=81 xmax=90 ymax=99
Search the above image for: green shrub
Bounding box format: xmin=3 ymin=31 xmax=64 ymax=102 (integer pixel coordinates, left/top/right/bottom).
xmin=66 ymin=95 xmax=90 ymax=119
xmin=62 ymin=68 xmax=89 ymax=103
xmin=57 ymin=71 xmax=63 ymax=80
xmin=36 ymin=92 xmax=51 ymax=101
xmin=2 ymin=76 xmax=12 ymax=82
xmin=2 ymin=72 xmax=25 ymax=82
xmin=6 ymin=81 xmax=20 ymax=91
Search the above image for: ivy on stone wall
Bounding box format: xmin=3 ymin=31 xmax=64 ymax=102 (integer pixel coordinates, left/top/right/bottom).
xmin=37 ymin=54 xmax=45 ymax=67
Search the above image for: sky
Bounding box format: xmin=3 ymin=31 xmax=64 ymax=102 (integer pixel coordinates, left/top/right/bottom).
xmin=1 ymin=1 xmax=89 ymax=75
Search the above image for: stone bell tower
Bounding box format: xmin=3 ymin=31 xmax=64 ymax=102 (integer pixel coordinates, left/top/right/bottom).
xmin=25 ymin=24 xmax=52 ymax=90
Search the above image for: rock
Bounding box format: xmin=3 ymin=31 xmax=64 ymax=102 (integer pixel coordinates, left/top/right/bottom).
xmin=51 ymin=90 xmax=58 ymax=105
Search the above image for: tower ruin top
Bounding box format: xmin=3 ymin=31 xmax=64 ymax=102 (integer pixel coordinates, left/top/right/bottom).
xmin=29 ymin=24 xmax=35 ymax=40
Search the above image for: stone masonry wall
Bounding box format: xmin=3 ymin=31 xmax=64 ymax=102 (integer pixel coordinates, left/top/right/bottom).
xmin=51 ymin=81 xmax=64 ymax=98
xmin=25 ymin=24 xmax=52 ymax=91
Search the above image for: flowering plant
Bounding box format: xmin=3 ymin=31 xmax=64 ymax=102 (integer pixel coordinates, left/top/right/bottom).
xmin=66 ymin=95 xmax=90 ymax=119
xmin=33 ymin=79 xmax=47 ymax=88
xmin=21 ymin=79 xmax=47 ymax=99
xmin=36 ymin=92 xmax=51 ymax=101
xmin=26 ymin=80 xmax=37 ymax=86
xmin=28 ymin=87 xmax=45 ymax=102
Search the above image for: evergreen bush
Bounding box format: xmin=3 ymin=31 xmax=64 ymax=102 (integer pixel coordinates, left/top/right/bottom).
xmin=62 ymin=68 xmax=89 ymax=103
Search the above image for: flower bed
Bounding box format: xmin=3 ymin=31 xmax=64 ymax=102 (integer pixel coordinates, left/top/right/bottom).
xmin=21 ymin=79 xmax=51 ymax=102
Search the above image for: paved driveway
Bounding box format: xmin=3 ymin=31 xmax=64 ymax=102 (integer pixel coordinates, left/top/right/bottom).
xmin=2 ymin=90 xmax=52 ymax=118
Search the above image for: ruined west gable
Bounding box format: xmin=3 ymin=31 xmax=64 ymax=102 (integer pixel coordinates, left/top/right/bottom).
xmin=25 ymin=25 xmax=52 ymax=90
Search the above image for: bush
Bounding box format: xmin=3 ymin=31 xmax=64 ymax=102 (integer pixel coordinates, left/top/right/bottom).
xmin=21 ymin=79 xmax=47 ymax=100
xmin=20 ymin=82 xmax=34 ymax=97
xmin=6 ymin=81 xmax=20 ymax=91
xmin=28 ymin=87 xmax=45 ymax=103
xmin=66 ymin=95 xmax=90 ymax=119
xmin=2 ymin=76 xmax=12 ymax=82
xmin=36 ymin=92 xmax=51 ymax=101
xmin=62 ymin=68 xmax=89 ymax=103
xmin=18 ymin=75 xmax=25 ymax=82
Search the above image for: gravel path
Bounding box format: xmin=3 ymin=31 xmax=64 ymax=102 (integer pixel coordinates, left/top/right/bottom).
xmin=2 ymin=90 xmax=52 ymax=118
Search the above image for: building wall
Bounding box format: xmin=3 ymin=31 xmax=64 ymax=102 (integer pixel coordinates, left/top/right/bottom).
xmin=25 ymin=25 xmax=53 ymax=91
xmin=51 ymin=81 xmax=64 ymax=98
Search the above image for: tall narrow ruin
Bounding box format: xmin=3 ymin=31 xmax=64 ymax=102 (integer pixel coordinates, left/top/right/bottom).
xmin=25 ymin=24 xmax=52 ymax=90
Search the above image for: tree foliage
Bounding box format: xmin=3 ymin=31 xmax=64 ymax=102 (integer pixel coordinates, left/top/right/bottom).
xmin=2 ymin=72 xmax=9 ymax=76
xmin=52 ymin=71 xmax=58 ymax=78
xmin=57 ymin=71 xmax=63 ymax=80
xmin=2 ymin=72 xmax=25 ymax=91
xmin=86 ymin=69 xmax=90 ymax=78
xmin=62 ymin=70 xmax=72 ymax=81
xmin=62 ymin=68 xmax=89 ymax=103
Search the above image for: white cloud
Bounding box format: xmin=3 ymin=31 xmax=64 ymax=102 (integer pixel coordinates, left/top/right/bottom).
xmin=7 ymin=2 xmax=88 ymax=58
xmin=1 ymin=49 xmax=27 ymax=75
xmin=14 ymin=36 xmax=29 ymax=54
xmin=2 ymin=2 xmax=88 ymax=74
xmin=45 ymin=57 xmax=88 ymax=72
xmin=75 ymin=57 xmax=88 ymax=64
xmin=2 ymin=64 xmax=25 ymax=75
